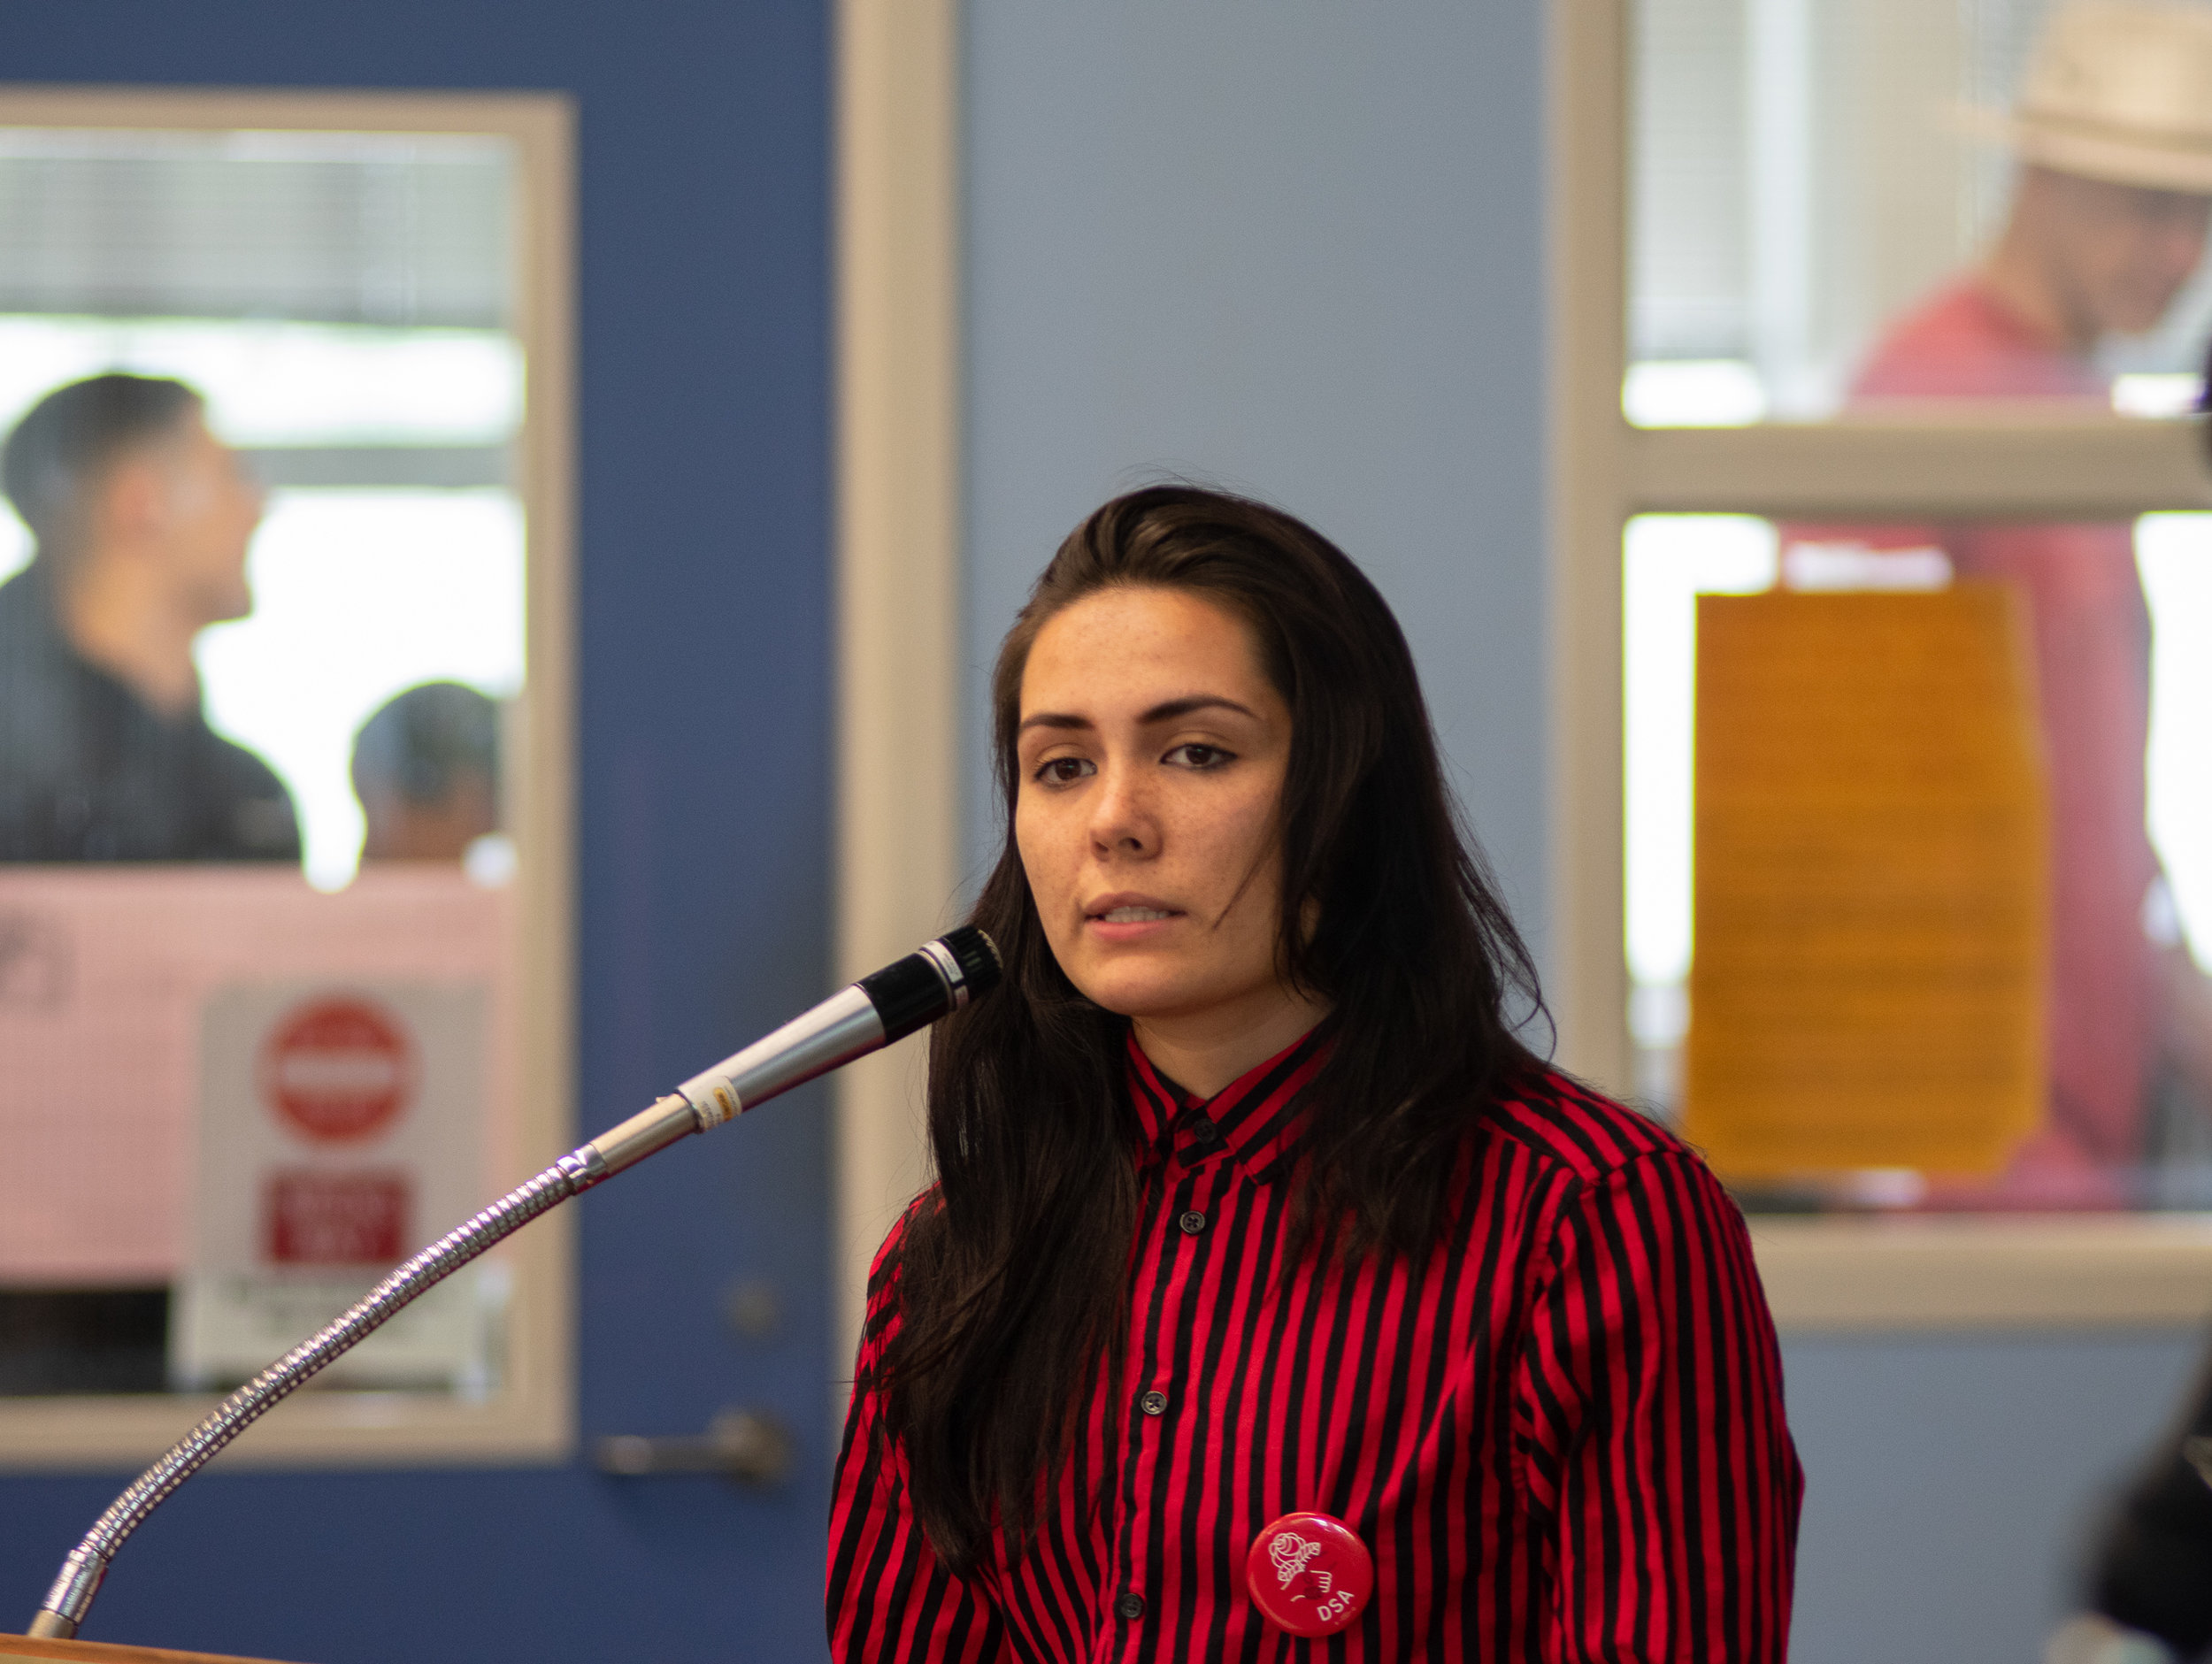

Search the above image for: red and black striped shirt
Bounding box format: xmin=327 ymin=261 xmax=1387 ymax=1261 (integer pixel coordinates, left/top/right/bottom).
xmin=828 ymin=1028 xmax=1801 ymax=1660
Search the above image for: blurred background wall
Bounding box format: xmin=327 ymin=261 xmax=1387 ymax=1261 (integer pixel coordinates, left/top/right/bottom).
xmin=0 ymin=4 xmax=2204 ymax=1661
xmin=957 ymin=3 xmax=1552 ymax=951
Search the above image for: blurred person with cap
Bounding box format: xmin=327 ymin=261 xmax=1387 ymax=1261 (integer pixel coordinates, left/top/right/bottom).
xmin=350 ymin=679 xmax=501 ymax=864
xmin=0 ymin=372 xmax=298 ymax=863
xmin=1786 ymin=0 xmax=2212 ymax=1204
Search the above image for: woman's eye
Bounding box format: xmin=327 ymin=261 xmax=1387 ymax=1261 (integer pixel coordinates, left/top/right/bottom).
xmin=1033 ymin=755 xmax=1094 ymax=786
xmin=1166 ymin=743 xmax=1233 ymax=770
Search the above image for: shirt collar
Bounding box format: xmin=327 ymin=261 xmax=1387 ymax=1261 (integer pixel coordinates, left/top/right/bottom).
xmin=1124 ymin=1023 xmax=1329 ymax=1181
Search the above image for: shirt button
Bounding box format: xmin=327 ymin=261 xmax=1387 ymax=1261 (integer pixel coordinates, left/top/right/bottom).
xmin=1190 ymin=1116 xmax=1219 ymax=1144
xmin=1179 ymin=1210 xmax=1206 ymax=1235
xmin=1115 ymin=1592 xmax=1145 ymax=1622
xmin=1139 ymin=1389 xmax=1168 ymax=1416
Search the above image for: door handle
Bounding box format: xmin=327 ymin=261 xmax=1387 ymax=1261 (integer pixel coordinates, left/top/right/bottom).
xmin=593 ymin=1406 xmax=795 ymax=1487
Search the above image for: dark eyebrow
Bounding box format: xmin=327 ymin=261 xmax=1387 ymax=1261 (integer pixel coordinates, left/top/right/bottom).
xmin=1015 ymin=694 xmax=1261 ymax=736
xmin=1016 ymin=710 xmax=1093 ymax=736
xmin=1140 ymin=694 xmax=1259 ymax=725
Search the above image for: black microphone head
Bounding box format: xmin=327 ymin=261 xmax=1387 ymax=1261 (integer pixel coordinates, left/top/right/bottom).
xmin=940 ymin=925 xmax=1003 ymax=1001
xmin=861 ymin=929 xmax=1007 ymax=1047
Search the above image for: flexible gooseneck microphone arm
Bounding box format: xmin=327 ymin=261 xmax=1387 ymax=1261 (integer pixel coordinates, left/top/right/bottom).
xmin=26 ymin=927 xmax=1002 ymax=1643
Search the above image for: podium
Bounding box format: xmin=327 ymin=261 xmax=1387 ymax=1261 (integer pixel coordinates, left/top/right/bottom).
xmin=0 ymin=1638 xmax=303 ymax=1663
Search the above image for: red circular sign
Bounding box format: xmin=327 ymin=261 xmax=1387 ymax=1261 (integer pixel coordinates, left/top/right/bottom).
xmin=259 ymin=997 xmax=415 ymax=1143
xmin=1245 ymin=1512 xmax=1373 ymax=1638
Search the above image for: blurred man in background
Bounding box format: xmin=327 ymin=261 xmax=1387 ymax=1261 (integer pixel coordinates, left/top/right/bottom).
xmin=0 ymin=373 xmax=298 ymax=1393
xmin=350 ymin=679 xmax=501 ymax=863
xmin=1787 ymin=0 xmax=2212 ymax=1204
xmin=0 ymin=372 xmax=298 ymax=863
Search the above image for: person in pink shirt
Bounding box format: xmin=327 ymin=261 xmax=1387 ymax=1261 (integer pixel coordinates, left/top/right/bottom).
xmin=1784 ymin=1 xmax=2212 ymax=1205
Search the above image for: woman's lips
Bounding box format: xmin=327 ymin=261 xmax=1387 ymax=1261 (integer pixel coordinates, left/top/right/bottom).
xmin=1084 ymin=898 xmax=1184 ymax=942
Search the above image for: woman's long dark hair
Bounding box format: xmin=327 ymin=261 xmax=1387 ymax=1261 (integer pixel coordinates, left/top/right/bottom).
xmin=878 ymin=486 xmax=1545 ymax=1569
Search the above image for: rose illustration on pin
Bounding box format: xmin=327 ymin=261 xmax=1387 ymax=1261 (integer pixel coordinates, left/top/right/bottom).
xmin=1268 ymin=1530 xmax=1327 ymax=1591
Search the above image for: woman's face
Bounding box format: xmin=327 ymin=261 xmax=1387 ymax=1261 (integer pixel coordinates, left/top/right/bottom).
xmin=1014 ymin=585 xmax=1296 ymax=1034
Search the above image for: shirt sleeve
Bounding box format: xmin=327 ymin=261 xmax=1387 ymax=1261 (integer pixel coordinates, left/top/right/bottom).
xmin=826 ymin=1211 xmax=1007 ymax=1663
xmin=2087 ymin=1339 xmax=2212 ymax=1654
xmin=1514 ymin=1147 xmax=1803 ymax=1662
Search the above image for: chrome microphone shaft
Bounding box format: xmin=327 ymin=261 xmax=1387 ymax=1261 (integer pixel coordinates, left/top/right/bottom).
xmin=26 ymin=926 xmax=1002 ymax=1641
xmin=27 ymin=1147 xmax=597 ymax=1640
xmin=572 ymin=985 xmax=885 ymax=1185
xmin=668 ymin=928 xmax=995 ymax=1134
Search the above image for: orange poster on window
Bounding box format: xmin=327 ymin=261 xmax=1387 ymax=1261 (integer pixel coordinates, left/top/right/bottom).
xmin=1682 ymin=586 xmax=2049 ymax=1177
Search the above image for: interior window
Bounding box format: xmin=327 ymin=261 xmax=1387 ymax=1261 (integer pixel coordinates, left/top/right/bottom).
xmin=1626 ymin=510 xmax=2212 ymax=1208
xmin=0 ymin=127 xmax=527 ymax=1398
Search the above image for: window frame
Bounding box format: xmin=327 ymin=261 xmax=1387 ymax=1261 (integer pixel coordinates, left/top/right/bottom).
xmin=832 ymin=0 xmax=963 ymax=1386
xmin=1548 ymin=1 xmax=2212 ymax=1330
xmin=0 ymin=85 xmax=577 ymax=1467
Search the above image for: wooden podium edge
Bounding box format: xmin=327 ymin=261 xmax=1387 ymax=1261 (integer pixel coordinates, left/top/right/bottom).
xmin=0 ymin=1635 xmax=307 ymax=1663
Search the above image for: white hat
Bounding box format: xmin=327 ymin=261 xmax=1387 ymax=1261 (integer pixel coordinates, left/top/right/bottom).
xmin=1956 ymin=1 xmax=2212 ymax=193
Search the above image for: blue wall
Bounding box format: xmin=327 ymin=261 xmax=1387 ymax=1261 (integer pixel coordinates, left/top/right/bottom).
xmin=958 ymin=4 xmax=2211 ymax=1660
xmin=0 ymin=4 xmax=839 ymax=1661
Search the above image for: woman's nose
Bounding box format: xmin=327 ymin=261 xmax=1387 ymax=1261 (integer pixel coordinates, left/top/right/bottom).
xmin=1087 ymin=762 xmax=1156 ymax=855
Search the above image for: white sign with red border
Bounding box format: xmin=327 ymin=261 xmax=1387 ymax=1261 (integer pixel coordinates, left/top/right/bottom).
xmin=175 ymin=978 xmax=495 ymax=1392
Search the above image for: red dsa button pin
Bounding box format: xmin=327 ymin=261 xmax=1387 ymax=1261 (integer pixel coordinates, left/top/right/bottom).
xmin=1245 ymin=1511 xmax=1372 ymax=1637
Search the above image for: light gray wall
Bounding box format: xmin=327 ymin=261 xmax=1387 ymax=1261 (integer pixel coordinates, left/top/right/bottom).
xmin=959 ymin=0 xmax=1549 ymax=953
xmin=959 ymin=5 xmax=2209 ymax=1660
xmin=1784 ymin=1330 xmax=2202 ymax=1662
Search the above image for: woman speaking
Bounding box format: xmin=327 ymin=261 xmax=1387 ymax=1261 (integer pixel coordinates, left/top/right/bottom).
xmin=828 ymin=487 xmax=1801 ymax=1660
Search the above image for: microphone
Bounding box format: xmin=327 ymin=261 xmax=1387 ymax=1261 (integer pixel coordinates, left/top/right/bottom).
xmin=583 ymin=924 xmax=1005 ymax=1180
xmin=26 ymin=926 xmax=1002 ymax=1642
